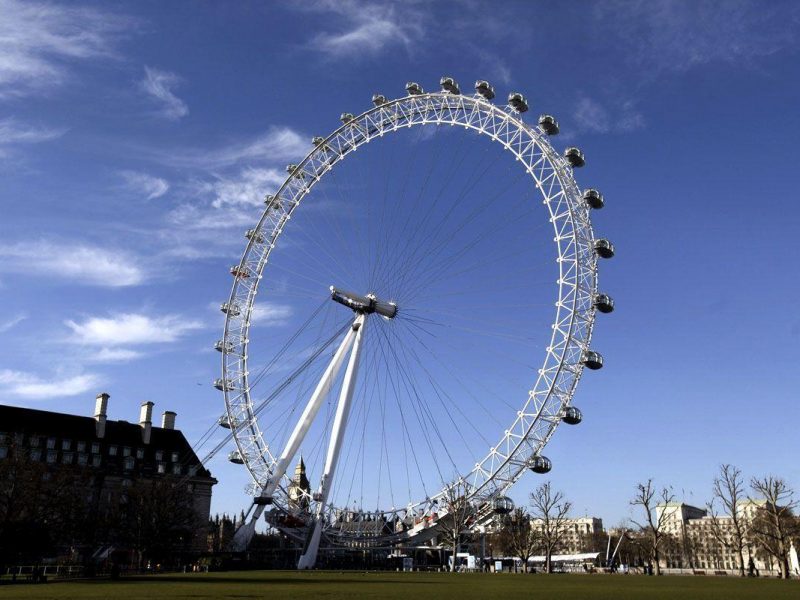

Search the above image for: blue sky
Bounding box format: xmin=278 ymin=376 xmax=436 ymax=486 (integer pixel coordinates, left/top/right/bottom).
xmin=1 ymin=0 xmax=799 ymax=527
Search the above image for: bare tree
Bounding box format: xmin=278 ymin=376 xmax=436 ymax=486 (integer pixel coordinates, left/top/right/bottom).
xmin=630 ymin=479 xmax=675 ymax=575
xmin=749 ymin=476 xmax=798 ymax=579
xmin=119 ymin=479 xmax=199 ymax=569
xmin=438 ymin=479 xmax=475 ymax=572
xmin=529 ymin=481 xmax=571 ymax=573
xmin=495 ymin=507 xmax=539 ymax=572
xmin=707 ymin=464 xmax=748 ymax=576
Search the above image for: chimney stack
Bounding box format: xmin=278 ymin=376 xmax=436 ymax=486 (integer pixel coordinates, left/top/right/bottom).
xmin=161 ymin=411 xmax=176 ymax=430
xmin=140 ymin=401 xmax=154 ymax=444
xmin=94 ymin=392 xmax=109 ymax=438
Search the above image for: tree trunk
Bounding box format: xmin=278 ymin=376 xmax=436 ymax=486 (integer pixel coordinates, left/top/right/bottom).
xmin=653 ymin=548 xmax=661 ymax=576
xmin=737 ymin=548 xmax=745 ymax=577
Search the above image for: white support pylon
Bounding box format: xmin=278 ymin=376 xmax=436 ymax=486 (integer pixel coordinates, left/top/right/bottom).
xmin=298 ymin=313 xmax=366 ymax=569
xmin=230 ymin=318 xmax=361 ymax=552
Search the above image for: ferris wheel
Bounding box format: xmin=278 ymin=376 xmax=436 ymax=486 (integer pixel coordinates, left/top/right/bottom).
xmin=215 ymin=77 xmax=614 ymax=568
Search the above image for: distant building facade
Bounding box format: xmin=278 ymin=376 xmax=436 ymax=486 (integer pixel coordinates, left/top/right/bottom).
xmin=0 ymin=393 xmax=216 ymax=561
xmin=656 ymin=501 xmax=794 ymax=575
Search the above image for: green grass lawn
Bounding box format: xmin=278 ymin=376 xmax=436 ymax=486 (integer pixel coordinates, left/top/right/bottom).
xmin=1 ymin=570 xmax=797 ymax=600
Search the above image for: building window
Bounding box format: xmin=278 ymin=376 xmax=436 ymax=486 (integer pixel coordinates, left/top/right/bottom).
xmin=123 ymin=446 xmax=131 ymax=457
xmin=91 ymin=443 xmax=100 ymax=454
xmin=92 ymin=455 xmax=101 ymax=467
xmin=172 ymin=464 xmax=182 ymax=475
xmin=46 ymin=451 xmax=57 ymax=463
xmin=29 ymin=435 xmax=40 ymax=447
xmin=123 ymin=457 xmax=135 ymax=470
xmin=122 ymin=479 xmax=132 ymax=488
xmin=62 ymin=452 xmax=73 ymax=464
xmin=0 ymin=447 xmax=7 ymax=459
xmin=188 ymin=465 xmax=198 ymax=477
xmin=46 ymin=438 xmax=56 ymax=449
xmin=30 ymin=449 xmax=42 ymax=461
xmin=171 ymin=452 xmax=179 ymax=463
xmin=136 ymin=448 xmax=144 ymax=459
xmin=157 ymin=462 xmax=166 ymax=474
xmin=77 ymin=441 xmax=86 ymax=452
xmin=61 ymin=439 xmax=71 ymax=450
xmin=108 ymin=445 xmax=118 ymax=456
xmin=155 ymin=450 xmax=164 ymax=461
xmin=78 ymin=453 xmax=88 ymax=466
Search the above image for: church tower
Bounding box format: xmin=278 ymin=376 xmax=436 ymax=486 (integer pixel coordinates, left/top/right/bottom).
xmin=287 ymin=456 xmax=311 ymax=512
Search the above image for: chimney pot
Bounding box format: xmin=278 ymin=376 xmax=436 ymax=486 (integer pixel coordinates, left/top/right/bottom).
xmin=162 ymin=411 xmax=176 ymax=430
xmin=140 ymin=401 xmax=154 ymax=444
xmin=94 ymin=392 xmax=109 ymax=438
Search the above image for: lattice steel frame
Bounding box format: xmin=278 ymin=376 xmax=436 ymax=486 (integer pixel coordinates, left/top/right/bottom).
xmin=220 ymin=90 xmax=600 ymax=541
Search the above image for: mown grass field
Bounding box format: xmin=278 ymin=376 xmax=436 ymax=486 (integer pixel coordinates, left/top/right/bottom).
xmin=1 ymin=570 xmax=797 ymax=600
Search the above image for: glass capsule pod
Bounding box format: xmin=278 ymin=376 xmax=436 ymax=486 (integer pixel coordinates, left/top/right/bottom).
xmin=583 ymin=351 xmax=604 ymax=370
xmin=475 ymin=80 xmax=495 ymax=100
xmin=583 ymin=188 xmax=604 ymax=209
xmin=564 ymin=147 xmax=585 ymax=167
xmin=528 ymin=455 xmax=552 ymax=474
xmin=562 ymin=406 xmax=582 ymax=425
xmin=508 ymin=92 xmax=529 ymax=113
xmin=593 ymin=239 xmax=615 ymax=259
xmin=538 ymin=114 xmax=559 ymax=135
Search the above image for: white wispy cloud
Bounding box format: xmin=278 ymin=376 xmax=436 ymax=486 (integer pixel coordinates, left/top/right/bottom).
xmin=120 ymin=170 xmax=170 ymax=200
xmin=0 ymin=118 xmax=65 ymax=157
xmin=154 ymin=127 xmax=307 ymax=170
xmin=0 ymin=313 xmax=27 ymax=333
xmin=87 ymin=347 xmax=144 ymax=363
xmin=0 ymin=369 xmax=99 ymax=399
xmin=207 ymin=301 xmax=293 ymax=327
xmin=301 ymin=0 xmax=424 ymax=58
xmin=200 ymin=167 xmax=286 ymax=209
xmin=140 ymin=66 xmax=189 ymax=120
xmin=573 ymin=97 xmax=645 ymax=135
xmin=251 ymin=302 xmax=293 ymax=327
xmin=0 ymin=240 xmax=147 ymax=287
xmin=594 ymin=1 xmax=799 ymax=74
xmin=65 ymin=313 xmax=204 ymax=346
xmin=0 ymin=0 xmax=131 ymax=98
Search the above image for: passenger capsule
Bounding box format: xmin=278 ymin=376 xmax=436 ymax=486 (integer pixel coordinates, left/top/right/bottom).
xmin=405 ymin=82 xmax=424 ymax=95
xmin=245 ymin=229 xmax=264 ymax=243
xmin=228 ymin=450 xmax=245 ymax=465
xmin=220 ymin=303 xmax=241 ymax=317
xmin=508 ymin=92 xmax=529 ymax=113
xmin=475 ymin=80 xmax=495 ymax=100
xmin=594 ymin=293 xmax=615 ymax=314
xmin=340 ymin=113 xmax=355 ymax=124
xmin=593 ymin=239 xmax=615 ymax=259
xmin=312 ymin=136 xmax=325 ymax=146
xmin=218 ymin=413 xmax=232 ymax=428
xmin=583 ymin=189 xmax=604 ymax=209
xmin=213 ymin=378 xmax=235 ymax=392
xmin=528 ymin=455 xmax=552 ymax=474
xmin=564 ymin=147 xmax=585 ymax=168
xmin=372 ymin=94 xmax=388 ymax=106
xmin=538 ymin=114 xmax=559 ymax=135
xmin=440 ymin=76 xmax=461 ymax=95
xmin=583 ymin=351 xmax=604 ymax=370
xmin=492 ymin=496 xmax=515 ymax=515
xmin=230 ymin=265 xmax=250 ymax=279
xmin=562 ymin=406 xmax=582 ymax=425
xmin=286 ymin=164 xmax=306 ymax=179
xmin=214 ymin=339 xmax=234 ymax=353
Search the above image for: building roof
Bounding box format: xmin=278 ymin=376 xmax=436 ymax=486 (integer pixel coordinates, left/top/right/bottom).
xmin=0 ymin=403 xmax=214 ymax=480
